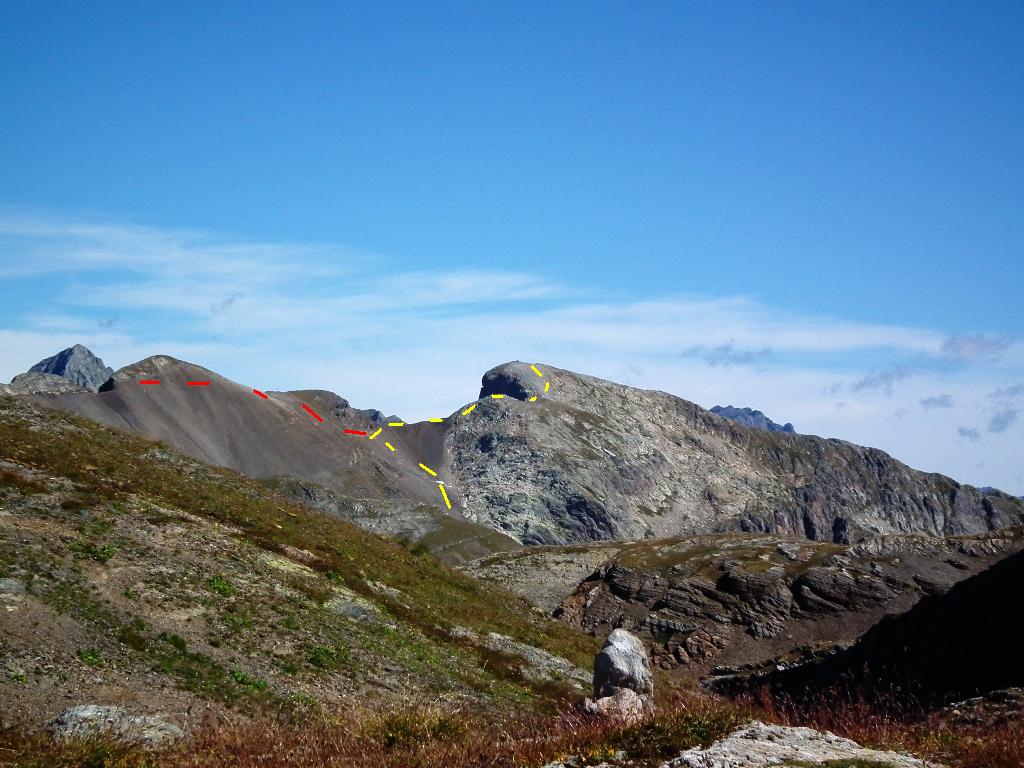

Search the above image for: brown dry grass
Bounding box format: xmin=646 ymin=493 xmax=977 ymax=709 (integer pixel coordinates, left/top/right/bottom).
xmin=742 ymin=687 xmax=1024 ymax=768
xmin=3 ymin=690 xmax=1020 ymax=768
xmin=0 ymin=696 xmax=743 ymax=768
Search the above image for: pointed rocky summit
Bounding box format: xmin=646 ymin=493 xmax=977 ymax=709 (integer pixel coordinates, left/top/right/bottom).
xmin=28 ymin=344 xmax=114 ymax=392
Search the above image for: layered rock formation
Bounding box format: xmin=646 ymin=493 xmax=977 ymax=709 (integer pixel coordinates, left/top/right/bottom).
xmin=470 ymin=530 xmax=1023 ymax=677
xmin=746 ymin=547 xmax=1024 ymax=706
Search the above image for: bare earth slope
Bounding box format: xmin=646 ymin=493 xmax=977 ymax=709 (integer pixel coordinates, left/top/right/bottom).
xmin=439 ymin=362 xmax=1024 ymax=545
xmin=28 ymin=356 xmax=521 ymax=562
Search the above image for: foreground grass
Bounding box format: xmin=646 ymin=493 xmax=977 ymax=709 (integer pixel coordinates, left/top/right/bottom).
xmin=0 ymin=697 xmax=744 ymax=768
xmin=2 ymin=691 xmax=1021 ymax=768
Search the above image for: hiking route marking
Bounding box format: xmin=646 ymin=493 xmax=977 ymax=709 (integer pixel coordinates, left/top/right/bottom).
xmin=139 ymin=364 xmax=552 ymax=511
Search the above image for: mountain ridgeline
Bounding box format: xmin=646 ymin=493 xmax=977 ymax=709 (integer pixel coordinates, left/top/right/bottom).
xmin=12 ymin=348 xmax=1024 ymax=551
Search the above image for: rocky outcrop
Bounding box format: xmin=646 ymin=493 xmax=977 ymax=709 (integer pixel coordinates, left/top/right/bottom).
xmin=550 ymin=531 xmax=1023 ymax=676
xmin=49 ymin=705 xmax=184 ymax=747
xmin=584 ymin=629 xmax=653 ymax=722
xmin=0 ymin=372 xmax=87 ymax=397
xmin=27 ymin=344 xmax=113 ymax=392
xmin=710 ymin=405 xmax=795 ymax=434
xmin=0 ymin=372 xmax=87 ymax=395
xmin=444 ymin=362 xmax=1024 ymax=545
xmin=668 ymin=720 xmax=938 ymax=767
xmin=451 ymin=626 xmax=591 ymax=689
xmin=748 ymin=547 xmax=1024 ymax=707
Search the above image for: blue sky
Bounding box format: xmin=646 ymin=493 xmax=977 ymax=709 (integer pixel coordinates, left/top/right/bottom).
xmin=1 ymin=2 xmax=1022 ymax=492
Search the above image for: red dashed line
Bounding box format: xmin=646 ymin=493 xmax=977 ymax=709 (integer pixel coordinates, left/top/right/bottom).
xmin=252 ymin=389 xmax=269 ymax=399
xmin=343 ymin=429 xmax=368 ymax=435
xmin=139 ymin=379 xmax=160 ymax=385
xmin=301 ymin=403 xmax=323 ymax=423
xmin=187 ymin=381 xmax=210 ymax=387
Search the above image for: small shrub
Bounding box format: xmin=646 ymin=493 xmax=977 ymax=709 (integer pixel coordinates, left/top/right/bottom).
xmin=230 ymin=669 xmax=268 ymax=691
xmin=69 ymin=539 xmax=118 ymax=563
xmin=159 ymin=632 xmax=188 ymax=653
xmin=77 ymin=647 xmax=103 ymax=667
xmin=207 ymin=575 xmax=234 ymax=597
xmin=223 ymin=611 xmax=252 ymax=634
xmin=0 ymin=469 xmax=46 ymax=494
xmin=306 ymin=643 xmax=349 ymax=669
xmin=362 ymin=708 xmax=469 ymax=748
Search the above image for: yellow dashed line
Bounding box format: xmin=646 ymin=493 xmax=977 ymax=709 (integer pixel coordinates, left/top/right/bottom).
xmin=362 ymin=363 xmax=550 ymax=510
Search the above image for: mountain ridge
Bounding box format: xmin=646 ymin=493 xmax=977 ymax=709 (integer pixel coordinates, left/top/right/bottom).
xmin=14 ymin=349 xmax=1024 ymax=552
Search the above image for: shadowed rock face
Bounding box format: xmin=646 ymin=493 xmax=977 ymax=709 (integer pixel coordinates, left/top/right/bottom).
xmin=445 ymin=362 xmax=1024 ymax=546
xmin=27 ymin=344 xmax=113 ymax=392
xmin=745 ymin=547 xmax=1024 ymax=707
xmin=710 ymin=405 xmax=795 ymax=434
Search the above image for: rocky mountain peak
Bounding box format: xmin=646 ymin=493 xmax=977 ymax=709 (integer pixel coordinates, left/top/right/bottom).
xmin=710 ymin=404 xmax=795 ymax=434
xmin=479 ymin=361 xmax=547 ymax=400
xmin=27 ymin=344 xmax=113 ymax=392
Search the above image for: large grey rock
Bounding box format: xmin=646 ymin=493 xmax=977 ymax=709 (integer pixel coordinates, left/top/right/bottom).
xmin=28 ymin=344 xmax=113 ymax=392
xmin=584 ymin=628 xmax=653 ymax=721
xmin=49 ymin=705 xmax=184 ymax=747
xmin=666 ymin=720 xmax=940 ymax=767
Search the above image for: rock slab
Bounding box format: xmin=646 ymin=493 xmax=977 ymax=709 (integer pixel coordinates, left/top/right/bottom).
xmin=666 ymin=720 xmax=941 ymax=767
xmin=49 ymin=705 xmax=184 ymax=747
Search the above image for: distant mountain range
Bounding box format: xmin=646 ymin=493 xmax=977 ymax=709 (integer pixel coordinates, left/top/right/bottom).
xmin=710 ymin=405 xmax=795 ymax=434
xmin=5 ymin=345 xmax=1022 ymax=554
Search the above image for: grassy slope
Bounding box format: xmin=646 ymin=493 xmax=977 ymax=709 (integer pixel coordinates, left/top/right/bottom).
xmin=0 ymin=395 xmax=599 ymax=724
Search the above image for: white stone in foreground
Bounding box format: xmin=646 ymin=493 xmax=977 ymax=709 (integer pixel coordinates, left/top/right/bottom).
xmin=665 ymin=720 xmax=943 ymax=768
